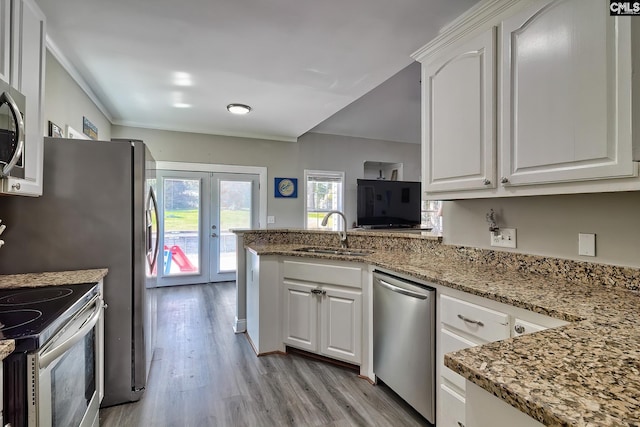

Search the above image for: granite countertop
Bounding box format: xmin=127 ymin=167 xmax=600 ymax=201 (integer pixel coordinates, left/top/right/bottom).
xmin=246 ymin=242 xmax=640 ymax=426
xmin=0 ymin=339 xmax=15 ymax=361
xmin=0 ymin=268 xmax=108 ymax=290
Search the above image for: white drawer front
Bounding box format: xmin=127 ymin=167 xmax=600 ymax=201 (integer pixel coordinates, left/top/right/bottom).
xmin=439 ymin=383 xmax=465 ymax=427
xmin=283 ymin=260 xmax=362 ymax=288
xmin=440 ymin=328 xmax=478 ymax=392
xmin=440 ymin=295 xmax=510 ymax=342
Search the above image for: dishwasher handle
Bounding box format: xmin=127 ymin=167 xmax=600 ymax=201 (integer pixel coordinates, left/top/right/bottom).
xmin=376 ymin=278 xmax=428 ymax=299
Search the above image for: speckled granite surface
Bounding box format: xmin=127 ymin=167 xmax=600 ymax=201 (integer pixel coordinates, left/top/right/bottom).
xmin=240 ymin=229 xmax=640 ymax=426
xmin=0 ymin=268 xmax=108 ymax=289
xmin=0 ymin=339 xmax=14 ymax=360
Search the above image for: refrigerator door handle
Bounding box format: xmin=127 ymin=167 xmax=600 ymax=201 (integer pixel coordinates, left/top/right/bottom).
xmin=148 ymin=187 xmax=160 ymax=271
xmin=0 ymin=90 xmax=25 ymax=177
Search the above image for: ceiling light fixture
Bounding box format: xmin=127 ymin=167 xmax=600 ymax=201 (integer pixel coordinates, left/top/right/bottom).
xmin=227 ymin=103 xmax=252 ymax=115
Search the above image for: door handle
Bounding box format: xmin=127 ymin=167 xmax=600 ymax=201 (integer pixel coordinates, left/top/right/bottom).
xmin=0 ymin=91 xmax=25 ymax=177
xmin=211 ymin=233 xmax=218 ymax=238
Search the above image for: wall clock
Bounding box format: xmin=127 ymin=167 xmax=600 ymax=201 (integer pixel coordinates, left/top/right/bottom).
xmin=275 ymin=178 xmax=297 ymax=198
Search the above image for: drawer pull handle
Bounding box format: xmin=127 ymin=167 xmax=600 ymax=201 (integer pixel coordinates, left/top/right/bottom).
xmin=311 ymin=288 xmax=326 ymax=295
xmin=457 ymin=314 xmax=484 ymax=327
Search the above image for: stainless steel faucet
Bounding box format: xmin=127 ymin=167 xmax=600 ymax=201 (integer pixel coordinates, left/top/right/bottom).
xmin=321 ymin=210 xmax=348 ymax=248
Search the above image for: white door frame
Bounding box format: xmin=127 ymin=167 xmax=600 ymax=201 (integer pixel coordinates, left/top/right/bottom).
xmin=156 ymin=161 xmax=268 ymax=229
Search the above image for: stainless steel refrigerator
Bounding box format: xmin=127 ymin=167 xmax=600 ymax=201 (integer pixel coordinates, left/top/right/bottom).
xmin=0 ymin=137 xmax=159 ymax=407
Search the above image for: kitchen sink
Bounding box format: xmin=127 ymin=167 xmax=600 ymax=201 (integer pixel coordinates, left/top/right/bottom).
xmin=294 ymin=247 xmax=373 ymax=257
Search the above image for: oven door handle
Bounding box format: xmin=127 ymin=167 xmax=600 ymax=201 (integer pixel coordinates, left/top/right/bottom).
xmin=39 ymin=299 xmax=103 ymax=369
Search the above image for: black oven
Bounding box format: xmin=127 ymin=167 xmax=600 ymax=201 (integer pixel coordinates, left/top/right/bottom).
xmin=0 ymin=76 xmax=25 ymax=179
xmin=1 ymin=283 xmax=103 ymax=427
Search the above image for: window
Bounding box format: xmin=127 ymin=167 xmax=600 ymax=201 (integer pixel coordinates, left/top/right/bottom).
xmin=422 ymin=200 xmax=443 ymax=233
xmin=304 ymin=170 xmax=345 ymax=230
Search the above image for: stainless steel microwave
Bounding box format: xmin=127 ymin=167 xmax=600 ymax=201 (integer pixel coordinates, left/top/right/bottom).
xmin=0 ymin=77 xmax=25 ymax=179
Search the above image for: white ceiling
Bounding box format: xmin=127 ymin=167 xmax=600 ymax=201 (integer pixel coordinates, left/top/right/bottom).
xmin=36 ymin=0 xmax=479 ymax=142
xmin=311 ymin=61 xmax=422 ymax=144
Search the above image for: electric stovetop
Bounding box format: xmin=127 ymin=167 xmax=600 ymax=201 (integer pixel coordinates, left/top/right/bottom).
xmin=0 ymin=282 xmax=99 ymax=352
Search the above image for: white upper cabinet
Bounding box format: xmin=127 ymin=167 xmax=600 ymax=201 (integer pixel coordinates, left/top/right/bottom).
xmin=422 ymin=28 xmax=496 ymax=192
xmin=500 ymin=0 xmax=634 ymax=186
xmin=413 ymin=0 xmax=639 ymax=199
xmin=1 ymin=0 xmax=45 ymax=196
xmin=0 ymin=0 xmax=10 ymax=83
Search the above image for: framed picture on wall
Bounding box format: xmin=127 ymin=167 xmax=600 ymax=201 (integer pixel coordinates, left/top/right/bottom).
xmin=48 ymin=121 xmax=64 ymax=138
xmin=66 ymin=125 xmax=90 ymax=140
xmin=274 ymin=178 xmax=298 ymax=198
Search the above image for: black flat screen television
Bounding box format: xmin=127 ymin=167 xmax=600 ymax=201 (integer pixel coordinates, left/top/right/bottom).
xmin=356 ymin=179 xmax=421 ymax=228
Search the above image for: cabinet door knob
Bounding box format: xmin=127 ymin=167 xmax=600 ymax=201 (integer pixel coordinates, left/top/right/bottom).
xmin=482 ymin=179 xmax=491 ymax=186
xmin=11 ymin=182 xmax=20 ymax=190
xmin=514 ymin=324 xmax=525 ymax=334
xmin=500 ymin=177 xmax=509 ymax=184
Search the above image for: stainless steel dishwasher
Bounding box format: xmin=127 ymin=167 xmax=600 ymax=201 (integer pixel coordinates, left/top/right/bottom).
xmin=373 ymin=270 xmax=435 ymax=424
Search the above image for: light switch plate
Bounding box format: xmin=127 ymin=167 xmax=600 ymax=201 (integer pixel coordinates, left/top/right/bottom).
xmin=490 ymin=228 xmax=517 ymax=248
xmin=578 ymin=233 xmax=596 ymax=256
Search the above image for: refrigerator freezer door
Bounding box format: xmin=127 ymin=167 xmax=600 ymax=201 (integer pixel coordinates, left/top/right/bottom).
xmin=0 ymin=137 xmax=151 ymax=406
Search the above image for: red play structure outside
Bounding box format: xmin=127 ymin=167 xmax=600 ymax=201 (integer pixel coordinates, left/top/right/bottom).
xmin=154 ymin=245 xmax=197 ymax=274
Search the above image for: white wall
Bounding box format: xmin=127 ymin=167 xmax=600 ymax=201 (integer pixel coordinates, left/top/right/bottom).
xmin=443 ymin=192 xmax=640 ymax=268
xmin=111 ymin=125 xmax=421 ymax=228
xmin=44 ymin=50 xmax=112 ymax=141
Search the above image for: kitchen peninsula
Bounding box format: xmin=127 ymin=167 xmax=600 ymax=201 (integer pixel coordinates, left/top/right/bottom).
xmin=234 ymin=229 xmax=640 ymax=426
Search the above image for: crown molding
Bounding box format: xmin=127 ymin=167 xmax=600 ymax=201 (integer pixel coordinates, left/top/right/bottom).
xmin=46 ymin=35 xmax=114 ymax=123
xmin=411 ymin=0 xmax=526 ymax=61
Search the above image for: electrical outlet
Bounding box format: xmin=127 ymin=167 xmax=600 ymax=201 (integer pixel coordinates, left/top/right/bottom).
xmin=490 ymin=228 xmax=517 ymax=248
xmin=578 ymin=233 xmax=596 ymax=256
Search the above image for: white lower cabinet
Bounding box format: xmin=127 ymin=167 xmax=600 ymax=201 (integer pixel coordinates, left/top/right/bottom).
xmin=282 ymin=259 xmax=363 ymax=365
xmin=440 ymin=328 xmax=476 ymax=391
xmin=245 ymin=250 xmax=282 ymax=355
xmin=466 ymin=382 xmax=543 ymax=427
xmin=320 ymin=286 xmax=362 ymax=363
xmin=440 ymin=383 xmax=465 ymax=427
xmin=437 ymin=290 xmax=568 ymax=427
xmin=282 ymin=281 xmax=318 ymax=352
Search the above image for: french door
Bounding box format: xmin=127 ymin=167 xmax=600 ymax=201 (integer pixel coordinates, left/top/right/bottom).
xmin=157 ymin=171 xmax=259 ymax=286
xmin=211 ymin=173 xmax=259 ymax=281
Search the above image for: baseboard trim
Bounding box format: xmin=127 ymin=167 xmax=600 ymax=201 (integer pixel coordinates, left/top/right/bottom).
xmin=234 ymin=317 xmax=246 ymax=333
xmin=285 ymin=346 xmax=360 ymax=373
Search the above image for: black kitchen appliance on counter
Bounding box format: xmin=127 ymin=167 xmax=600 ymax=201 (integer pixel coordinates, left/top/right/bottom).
xmin=1 ymin=283 xmax=102 ymax=426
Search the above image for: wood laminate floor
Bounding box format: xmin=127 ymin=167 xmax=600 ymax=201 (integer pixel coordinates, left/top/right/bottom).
xmin=99 ymin=282 xmax=430 ymax=427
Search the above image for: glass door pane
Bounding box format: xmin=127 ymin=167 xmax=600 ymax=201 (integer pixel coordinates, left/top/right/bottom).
xmin=158 ymin=172 xmax=210 ymax=286
xmin=219 ymin=180 xmax=252 ymax=272
xmin=210 ymin=173 xmax=259 ymax=282
xmin=163 ymin=177 xmax=200 ymax=275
